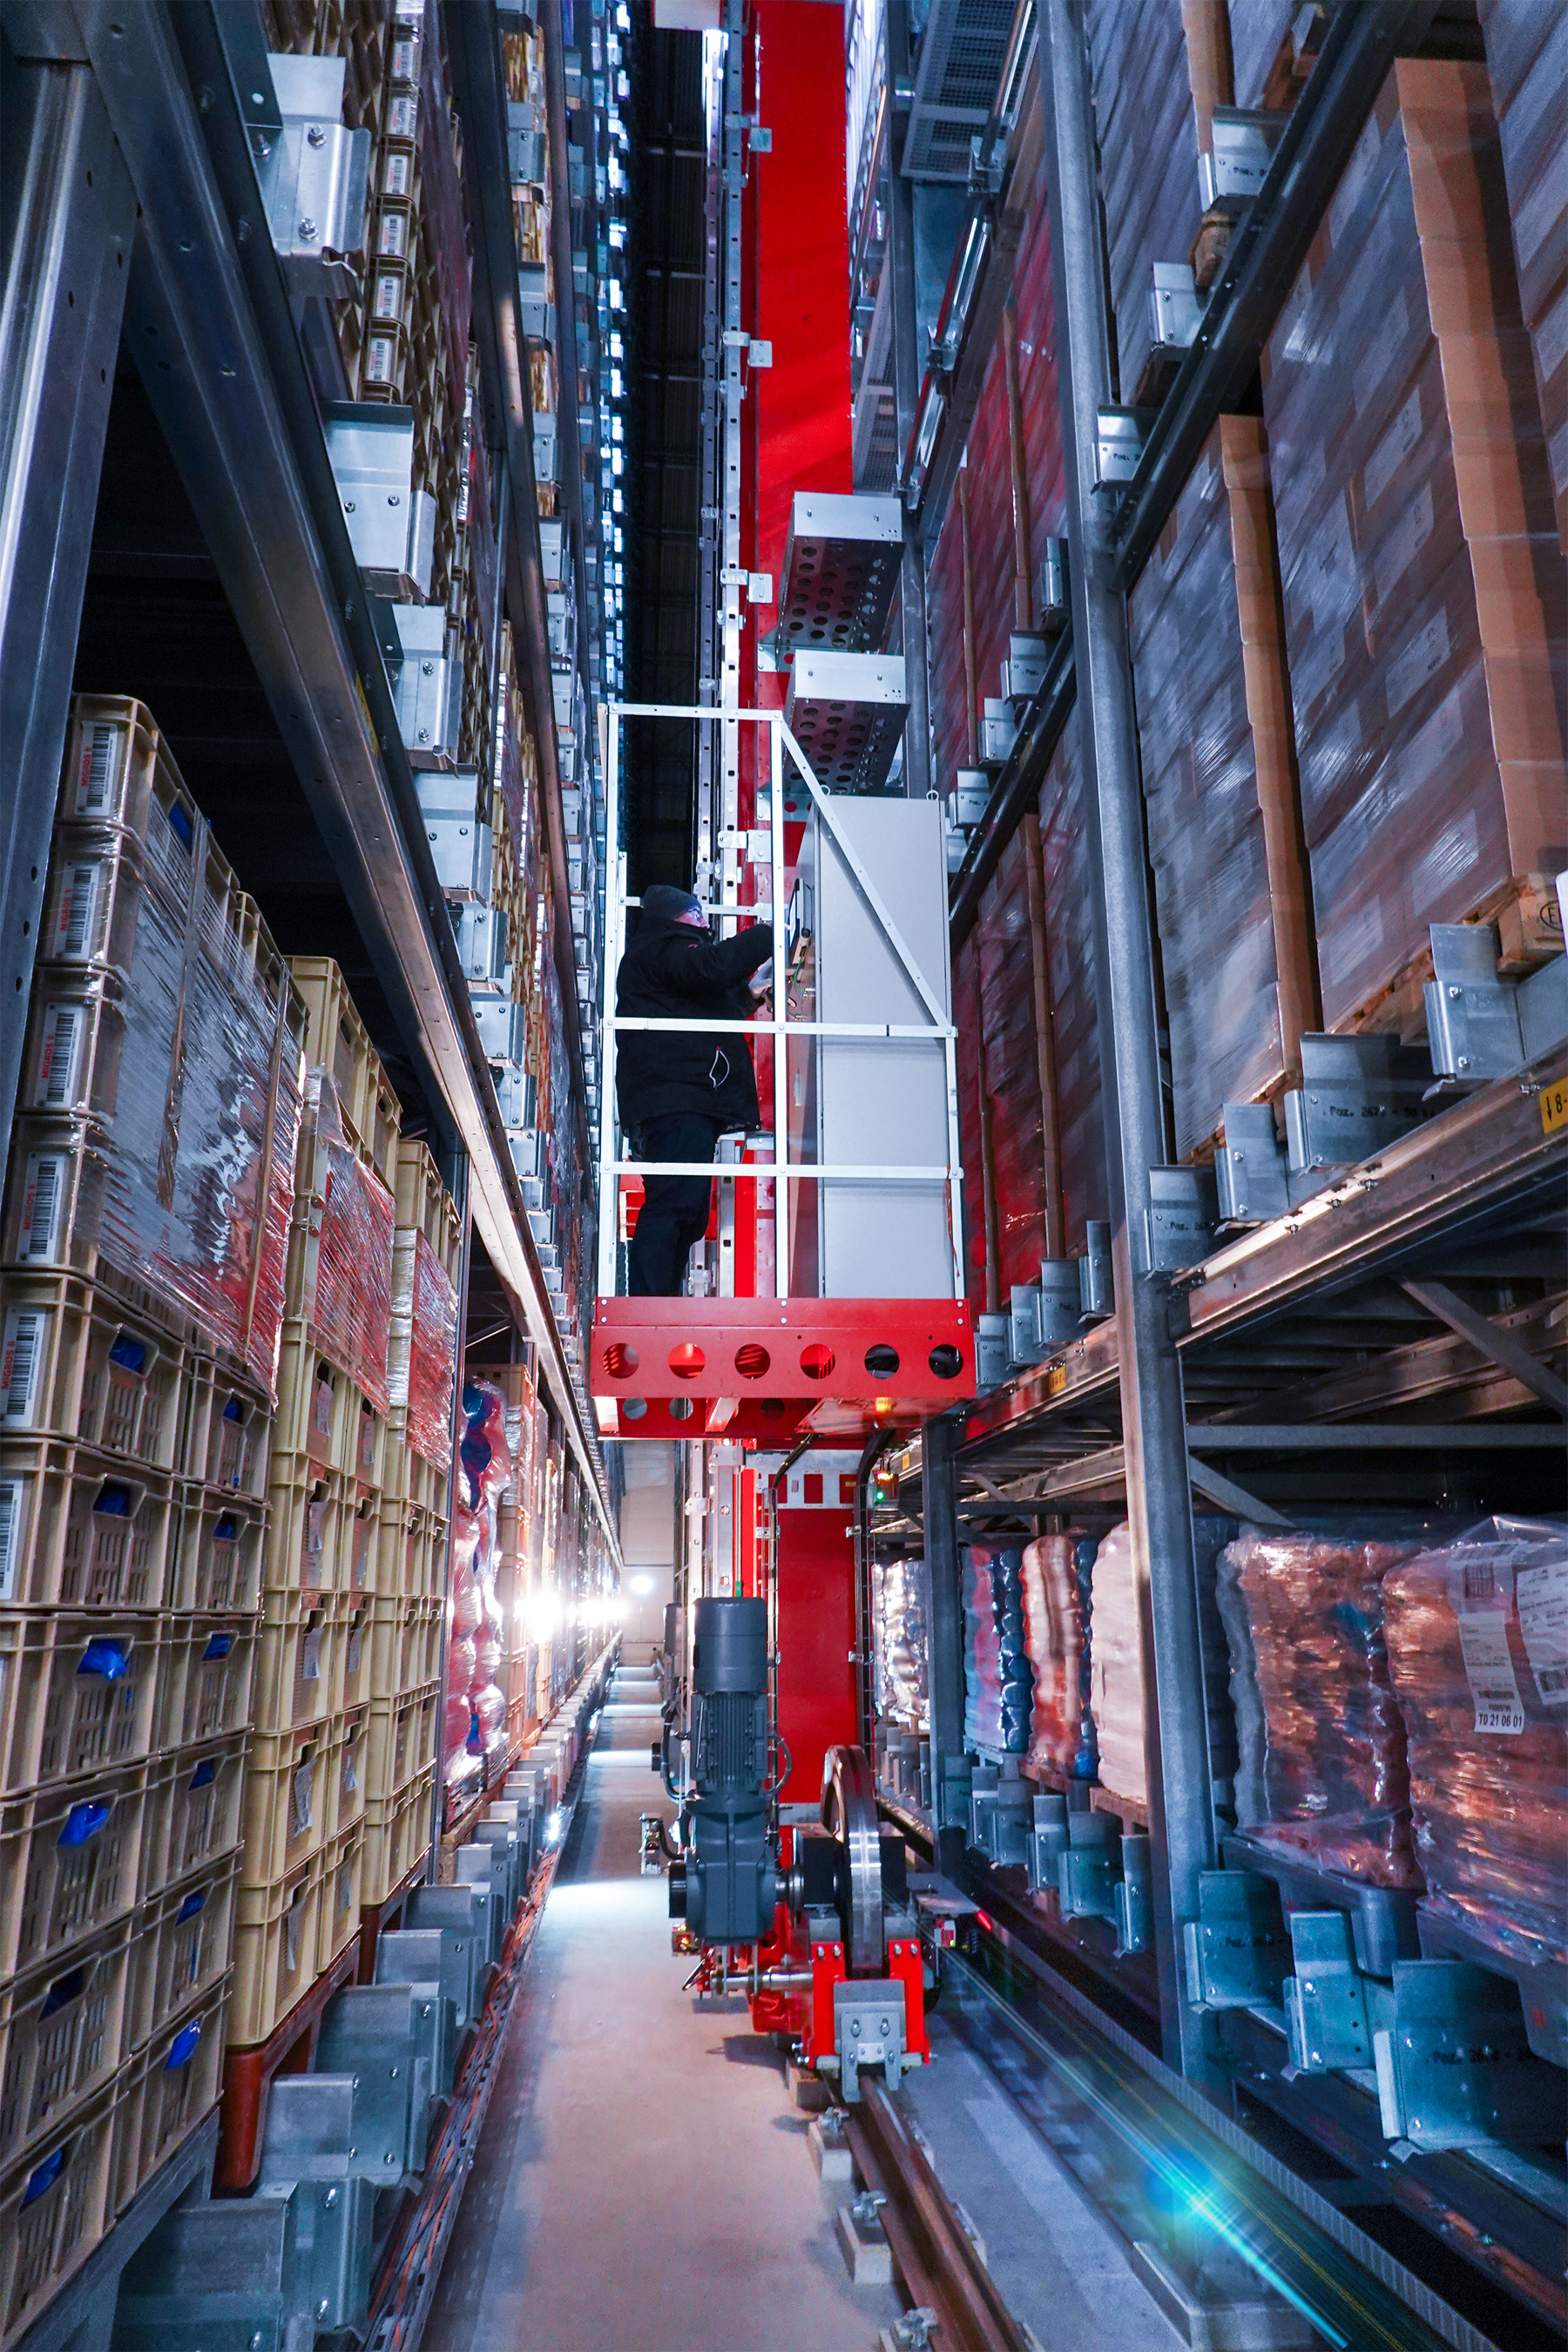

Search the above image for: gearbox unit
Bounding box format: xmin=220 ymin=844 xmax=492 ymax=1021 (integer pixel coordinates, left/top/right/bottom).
xmin=669 ymin=1598 xmax=778 ymax=1944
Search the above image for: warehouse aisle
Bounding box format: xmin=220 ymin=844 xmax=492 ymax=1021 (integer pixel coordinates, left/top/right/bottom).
xmin=422 ymin=1660 xmax=903 ymax=2352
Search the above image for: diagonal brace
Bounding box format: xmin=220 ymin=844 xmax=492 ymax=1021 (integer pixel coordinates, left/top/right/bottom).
xmin=1400 ymin=1280 xmax=1568 ymax=1418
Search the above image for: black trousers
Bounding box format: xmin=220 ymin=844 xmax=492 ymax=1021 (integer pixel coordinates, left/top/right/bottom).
xmin=627 ymin=1113 xmax=722 ymax=1296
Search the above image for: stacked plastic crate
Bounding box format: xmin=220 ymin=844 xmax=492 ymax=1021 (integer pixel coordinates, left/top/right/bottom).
xmin=0 ymin=699 xmax=305 ymax=2337
xmin=229 ymin=960 xmax=397 ymax=2068
xmin=367 ymin=1138 xmax=461 ymax=1915
xmin=504 ymin=20 xmax=557 ymax=524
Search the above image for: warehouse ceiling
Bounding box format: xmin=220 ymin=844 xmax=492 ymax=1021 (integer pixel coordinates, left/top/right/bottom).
xmin=623 ymin=14 xmax=707 ymax=895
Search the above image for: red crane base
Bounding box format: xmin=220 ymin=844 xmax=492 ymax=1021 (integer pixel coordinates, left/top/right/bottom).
xmin=591 ymin=1296 xmax=974 ymax=1439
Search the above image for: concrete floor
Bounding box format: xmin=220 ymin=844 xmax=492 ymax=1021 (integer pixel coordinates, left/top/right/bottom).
xmin=425 ymin=1659 xmax=1182 ymax=2352
xmin=422 ymin=1660 xmax=903 ymax=2352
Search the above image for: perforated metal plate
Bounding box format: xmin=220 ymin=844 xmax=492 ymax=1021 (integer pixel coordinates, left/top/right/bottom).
xmin=778 ymin=492 xmax=903 ymax=658
xmin=783 ymin=650 xmax=908 ymax=794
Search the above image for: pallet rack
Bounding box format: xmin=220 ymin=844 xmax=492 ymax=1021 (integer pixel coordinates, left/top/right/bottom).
xmin=827 ymin=3 xmax=1568 ymax=2345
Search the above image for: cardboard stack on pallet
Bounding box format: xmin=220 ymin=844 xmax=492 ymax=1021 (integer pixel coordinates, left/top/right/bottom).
xmin=1261 ymin=58 xmax=1566 ymax=1036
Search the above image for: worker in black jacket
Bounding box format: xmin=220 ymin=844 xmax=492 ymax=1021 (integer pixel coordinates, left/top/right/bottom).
xmin=615 ymin=883 xmax=774 ymax=1295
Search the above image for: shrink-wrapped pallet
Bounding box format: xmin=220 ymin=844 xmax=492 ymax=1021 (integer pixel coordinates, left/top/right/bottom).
xmin=963 ymin=1544 xmax=1031 ymax=1756
xmin=975 ymin=834 xmax=1050 ymax=1290
xmin=1216 ymin=1525 xmax=1430 ymax=1885
xmin=1383 ymin=1517 xmax=1567 ymax=1965
xmin=1037 ymin=717 xmax=1107 ymax=1255
xmin=874 ymin=1555 xmax=928 ymax=1729
xmin=1262 ymin=60 xmax=1567 ymax=1031
xmin=1129 ymin=416 xmax=1316 ymax=1156
xmin=1085 ymin=0 xmax=1227 ymax=402
xmin=1089 ymin=1519 xmax=1237 ymax=1815
xmin=1477 ymin=0 xmax=1568 ymax=554
xmin=295 ymin=1071 xmax=396 ymax=1416
xmin=1019 ymin=1534 xmax=1097 ymax=1780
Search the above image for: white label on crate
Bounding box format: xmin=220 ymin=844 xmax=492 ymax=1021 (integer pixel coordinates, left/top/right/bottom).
xmin=1 ymin=1308 xmax=44 ymax=1426
xmin=1517 ymin=1561 xmax=1568 ymax=1711
xmin=35 ymin=1004 xmax=84 ymax=1111
xmin=364 ymin=335 xmax=397 ymax=387
xmin=1386 ymin=609 xmax=1449 ymax=720
xmin=52 ymin=862 xmax=104 ymax=960
xmin=293 ymin=1758 xmax=315 ymax=1833
xmin=388 ymin=92 xmax=417 ymax=138
xmin=76 ymin=723 xmax=121 ymax=815
xmin=301 ymin=1625 xmax=321 ymax=1681
xmin=0 ymin=1477 xmax=24 ymax=1602
xmin=344 ymin=1745 xmax=358 ymax=1794
xmin=1456 ymin=1562 xmax=1526 ymax=1734
xmin=390 ymin=35 xmax=418 ymax=81
xmin=374 ymin=269 xmax=403 ymax=322
xmin=378 ymin=207 xmax=408 ymax=259
xmin=1363 ymin=387 xmax=1423 ymax=514
xmin=19 ymin=1153 xmax=64 ymax=1262
xmin=1372 ymin=481 xmax=1435 ymax=617
xmin=1329 ymin=112 xmax=1383 ymax=247
xmin=304 ymin=1496 xmax=327 ymax=1569
xmin=382 ymin=148 xmax=412 ymax=197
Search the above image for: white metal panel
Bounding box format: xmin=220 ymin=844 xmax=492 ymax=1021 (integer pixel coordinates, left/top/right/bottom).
xmin=815 ymin=798 xmax=951 ymax=1297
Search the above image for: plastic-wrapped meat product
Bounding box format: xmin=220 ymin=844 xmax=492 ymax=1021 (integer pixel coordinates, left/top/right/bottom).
xmin=298 ymin=1071 xmax=396 ymax=1413
xmin=1089 ymin=1520 xmax=1237 ymax=1815
xmin=875 ymin=1556 xmax=928 ymax=1729
xmin=1383 ymin=1517 xmax=1568 ymax=1965
xmin=963 ymin=1545 xmax=1031 ymax=1756
xmin=1217 ymin=1525 xmax=1428 ymax=1885
xmin=1020 ymin=1535 xmax=1089 ymax=1778
xmin=1088 ymin=1525 xmax=1146 ymax=1807
xmin=389 ymin=1227 xmax=459 ymax=1470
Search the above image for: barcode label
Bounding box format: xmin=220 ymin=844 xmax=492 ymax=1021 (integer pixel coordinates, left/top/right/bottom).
xmin=1537 ymin=1666 xmax=1568 ymax=1695
xmin=53 ymin=863 xmax=103 ymax=959
xmin=374 ymin=269 xmax=402 ymax=321
xmin=20 ymin=1154 xmax=64 ymax=1261
xmin=1517 ymin=1559 xmax=1568 ymax=1711
xmin=1457 ymin=1608 xmax=1524 ymax=1736
xmin=0 ymin=1477 xmax=23 ymax=1602
xmin=77 ymin=724 xmax=120 ymax=814
xmin=364 ymin=335 xmax=397 ymax=385
xmin=378 ymin=208 xmax=407 ymax=258
xmin=382 ymin=148 xmax=411 ymax=196
xmin=35 ymin=1004 xmax=84 ymax=1111
xmin=2 ymin=1309 xmax=44 ymax=1425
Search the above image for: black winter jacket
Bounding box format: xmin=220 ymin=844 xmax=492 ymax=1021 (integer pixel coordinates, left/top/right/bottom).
xmin=614 ymin=914 xmax=774 ymax=1135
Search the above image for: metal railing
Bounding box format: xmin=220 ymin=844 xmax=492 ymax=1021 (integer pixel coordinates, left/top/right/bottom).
xmin=597 ymin=704 xmax=963 ymax=1303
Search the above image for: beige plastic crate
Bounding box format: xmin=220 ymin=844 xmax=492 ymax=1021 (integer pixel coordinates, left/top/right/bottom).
xmin=0 ymin=1445 xmax=174 ymax=1613
xmin=321 ymin=1707 xmax=368 ymax=1844
xmin=0 ymin=1764 xmax=156 ymax=1983
xmin=228 ymin=1857 xmax=322 ymax=2048
xmin=146 ymin=1733 xmax=247 ymax=1890
xmin=363 ymin=1682 xmax=439 ymax=1809
xmin=168 ymin=1486 xmax=266 ymax=1613
xmin=261 ymin=1454 xmax=348 ymax=1598
xmin=0 ymin=1610 xmax=162 ymax=1796
xmin=360 ymin=1777 xmax=432 ymax=1909
xmin=0 ymin=2065 xmax=125 ymax=2343
xmin=287 ymin=958 xmax=402 ymax=1189
xmin=180 ymin=1362 xmax=272 ymax=1499
xmin=240 ymin=1724 xmax=330 ymax=1889
xmin=158 ymin=1617 xmax=259 ymax=1752
xmin=0 ymin=1917 xmax=133 ymax=2180
xmin=115 ymin=1971 xmax=228 ymax=2216
xmin=128 ymin=1849 xmax=241 ymax=2052
xmin=368 ymin=1597 xmax=443 ymax=1699
xmin=316 ymin=1830 xmax=363 ymax=1975
xmin=0 ymin=1273 xmax=185 ymax=1472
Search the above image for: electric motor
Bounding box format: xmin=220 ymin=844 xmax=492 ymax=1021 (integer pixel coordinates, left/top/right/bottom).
xmin=675 ymin=1597 xmax=777 ymax=1943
